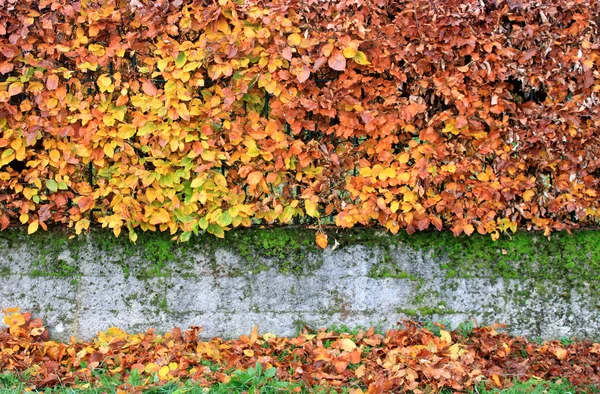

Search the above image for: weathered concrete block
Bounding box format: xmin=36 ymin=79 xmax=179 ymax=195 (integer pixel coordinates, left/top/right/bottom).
xmin=1 ymin=228 xmax=599 ymax=340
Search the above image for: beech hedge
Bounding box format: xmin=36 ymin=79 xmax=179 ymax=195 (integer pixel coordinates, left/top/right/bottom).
xmin=0 ymin=0 xmax=599 ymax=245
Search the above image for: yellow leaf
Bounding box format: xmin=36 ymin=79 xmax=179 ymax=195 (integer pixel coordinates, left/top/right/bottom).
xmin=77 ymin=61 xmax=99 ymax=71
xmin=397 ymin=152 xmax=410 ymax=164
xmin=359 ymin=167 xmax=372 ymax=177
xmin=491 ymin=374 xmax=501 ymax=387
xmin=149 ymin=209 xmax=170 ymax=225
xmin=305 ymin=199 xmax=318 ymax=218
xmin=448 ymin=343 xmax=465 ymax=360
xmin=444 ymin=163 xmax=457 ymax=173
xmin=355 ymin=365 xmax=366 ymax=379
xmin=263 ymin=333 xmax=276 ymax=341
xmin=19 ymin=214 xmax=28 ymax=224
xmin=477 ymin=172 xmax=489 ymax=182
xmin=88 ymin=43 xmax=106 ymax=56
xmin=97 ymin=74 xmax=113 ymax=93
xmin=158 ymin=365 xmax=170 ymax=380
xmin=553 ymin=347 xmax=568 ymax=360
xmin=338 ymin=338 xmax=357 ymax=352
xmin=352 ymin=51 xmax=371 ymax=65
xmin=403 ymin=191 xmax=416 ymax=203
xmin=28 ymin=220 xmax=39 ymax=234
xmin=103 ymin=144 xmax=114 ymax=158
xmin=523 ymin=189 xmax=535 ymax=202
xmin=75 ymin=219 xmax=90 ymax=235
xmin=49 ymin=149 xmax=61 ymax=162
xmin=397 ymin=172 xmax=411 ymax=182
xmin=287 ymin=33 xmax=302 ymax=47
xmin=343 ymin=46 xmax=357 ymax=59
xmin=246 ymin=142 xmax=260 ymax=158
xmin=440 ymin=329 xmax=452 ymax=345
xmin=23 ymin=188 xmax=37 ymax=200
xmin=464 ymin=223 xmax=475 ymax=235
xmin=379 ymin=168 xmax=396 ymax=181
xmin=8 ymin=82 xmax=23 ymax=96
xmin=390 ymin=201 xmax=399 ymax=213
xmin=316 ymin=233 xmax=328 ymax=249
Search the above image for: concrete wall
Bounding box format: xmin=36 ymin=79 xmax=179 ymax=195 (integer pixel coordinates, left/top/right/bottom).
xmin=0 ymin=228 xmax=599 ymax=340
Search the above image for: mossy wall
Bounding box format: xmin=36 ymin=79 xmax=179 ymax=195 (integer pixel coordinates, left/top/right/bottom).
xmin=1 ymin=228 xmax=599 ymax=340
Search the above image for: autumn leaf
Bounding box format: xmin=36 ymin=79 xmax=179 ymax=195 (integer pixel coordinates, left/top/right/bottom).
xmin=247 ymin=171 xmax=263 ymax=185
xmin=339 ymin=338 xmax=357 ymax=352
xmin=287 ymin=33 xmax=302 ymax=47
xmin=328 ymin=49 xmax=346 ymax=71
xmin=315 ymin=232 xmax=328 ymax=249
xmin=523 ymin=189 xmax=535 ymax=202
xmin=77 ymin=196 xmax=95 ymax=212
xmin=27 ymin=220 xmax=39 ymax=235
xmin=8 ymin=82 xmax=23 ymax=96
xmin=352 ymin=51 xmax=370 ymax=65
xmin=305 ymin=199 xmax=318 ymax=218
xmin=46 ymin=75 xmax=59 ymax=90
xmin=142 ymin=79 xmax=158 ymax=96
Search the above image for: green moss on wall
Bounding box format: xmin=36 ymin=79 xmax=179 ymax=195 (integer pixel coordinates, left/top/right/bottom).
xmin=1 ymin=226 xmax=600 ymax=287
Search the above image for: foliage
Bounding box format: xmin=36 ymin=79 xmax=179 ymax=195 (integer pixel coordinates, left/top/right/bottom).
xmin=0 ymin=0 xmax=599 ymax=246
xmin=3 ymin=309 xmax=600 ymax=393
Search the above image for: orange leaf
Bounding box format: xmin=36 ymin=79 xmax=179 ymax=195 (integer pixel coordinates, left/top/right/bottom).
xmin=464 ymin=223 xmax=474 ymax=236
xmin=247 ymin=171 xmax=263 ymax=185
xmin=142 ymin=79 xmax=158 ymax=96
xmin=334 ymin=360 xmax=348 ymax=373
xmin=316 ymin=233 xmax=328 ymax=249
xmin=77 ymin=196 xmax=95 ymax=212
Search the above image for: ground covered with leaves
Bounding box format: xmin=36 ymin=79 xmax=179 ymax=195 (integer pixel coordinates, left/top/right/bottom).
xmin=2 ymin=309 xmax=600 ymax=393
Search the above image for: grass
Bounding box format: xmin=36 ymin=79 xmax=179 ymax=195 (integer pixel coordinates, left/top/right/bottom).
xmin=474 ymin=378 xmax=599 ymax=393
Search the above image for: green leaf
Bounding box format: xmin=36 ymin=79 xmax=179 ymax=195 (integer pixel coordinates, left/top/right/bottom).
xmin=138 ymin=122 xmax=156 ymax=136
xmin=179 ymin=231 xmax=191 ymax=242
xmin=47 ymin=180 xmax=58 ymax=193
xmin=217 ymin=211 xmax=232 ymax=227
xmin=264 ymin=367 xmax=276 ymax=378
xmin=175 ymin=52 xmax=187 ymax=68
xmin=198 ymin=217 xmax=209 ymax=230
xmin=2 ymin=149 xmax=14 ymax=159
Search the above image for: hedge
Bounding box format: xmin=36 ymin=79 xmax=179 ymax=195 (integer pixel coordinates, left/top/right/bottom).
xmin=0 ymin=0 xmax=599 ymax=245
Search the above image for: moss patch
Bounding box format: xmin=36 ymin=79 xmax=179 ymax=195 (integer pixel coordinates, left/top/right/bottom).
xmin=1 ymin=226 xmax=600 ymax=286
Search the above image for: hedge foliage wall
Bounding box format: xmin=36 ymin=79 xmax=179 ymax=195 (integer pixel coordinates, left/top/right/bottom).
xmin=0 ymin=0 xmax=599 ymax=245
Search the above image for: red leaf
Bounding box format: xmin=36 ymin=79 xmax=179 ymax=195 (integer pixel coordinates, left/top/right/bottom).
xmin=142 ymin=79 xmax=158 ymax=96
xmin=0 ymin=214 xmax=9 ymax=230
xmin=46 ymin=75 xmax=59 ymax=91
xmin=77 ymin=196 xmax=95 ymax=212
xmin=328 ymin=50 xmax=346 ymax=71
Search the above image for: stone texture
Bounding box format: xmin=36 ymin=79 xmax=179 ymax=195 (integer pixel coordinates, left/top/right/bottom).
xmin=1 ymin=232 xmax=599 ymax=341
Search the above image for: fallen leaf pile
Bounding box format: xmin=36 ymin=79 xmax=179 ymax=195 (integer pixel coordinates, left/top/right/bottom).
xmin=2 ymin=308 xmax=600 ymax=393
